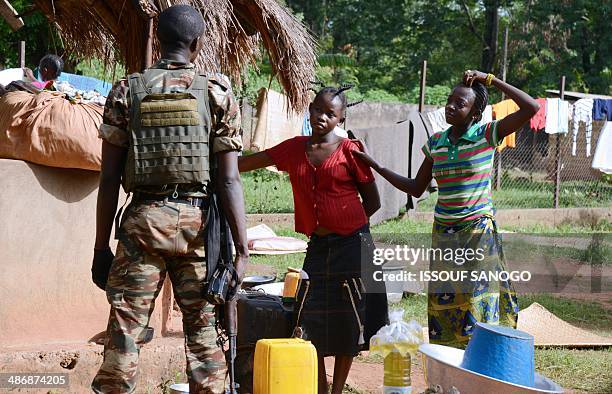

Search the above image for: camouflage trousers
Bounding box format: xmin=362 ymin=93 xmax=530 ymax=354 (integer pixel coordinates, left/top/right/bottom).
xmin=92 ymin=200 xmax=226 ymax=394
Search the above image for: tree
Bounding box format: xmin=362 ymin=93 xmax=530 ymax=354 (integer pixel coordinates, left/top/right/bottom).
xmin=3 ymin=0 xmax=608 ymax=98
xmin=286 ymin=0 xmax=610 ymax=99
xmin=0 ymin=1 xmax=60 ymax=70
xmin=510 ymin=0 xmax=610 ymax=94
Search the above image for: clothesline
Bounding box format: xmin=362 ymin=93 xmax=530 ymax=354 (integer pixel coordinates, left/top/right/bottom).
xmin=424 ymin=97 xmax=612 ymax=159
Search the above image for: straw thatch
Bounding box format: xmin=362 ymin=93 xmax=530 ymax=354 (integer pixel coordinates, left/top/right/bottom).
xmin=31 ymin=0 xmax=316 ymax=111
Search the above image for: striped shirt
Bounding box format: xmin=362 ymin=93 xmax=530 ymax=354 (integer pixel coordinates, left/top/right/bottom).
xmin=422 ymin=122 xmax=500 ymax=226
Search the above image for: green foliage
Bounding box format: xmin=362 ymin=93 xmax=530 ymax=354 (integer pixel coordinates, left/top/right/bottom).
xmin=75 ymin=59 xmax=126 ymax=83
xmin=1 ymin=0 xmax=609 ymax=104
xmin=236 ymin=63 xmax=284 ymax=106
xmin=0 ymin=1 xmax=60 ymax=70
xmin=241 ymin=168 xmax=294 ymax=213
xmin=362 ymin=89 xmax=402 ymax=103
xmin=285 ymin=0 xmax=611 ymax=101
xmin=405 ymin=84 xmax=452 ymax=106
xmin=508 ymin=0 xmax=612 ymax=95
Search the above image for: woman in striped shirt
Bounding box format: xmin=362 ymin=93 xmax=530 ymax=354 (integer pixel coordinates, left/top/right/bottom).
xmin=356 ymin=70 xmax=539 ymax=348
xmin=239 ymin=86 xmax=387 ymax=394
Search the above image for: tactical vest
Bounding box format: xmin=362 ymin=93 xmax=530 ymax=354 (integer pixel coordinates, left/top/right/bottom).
xmin=123 ymin=68 xmax=212 ymax=193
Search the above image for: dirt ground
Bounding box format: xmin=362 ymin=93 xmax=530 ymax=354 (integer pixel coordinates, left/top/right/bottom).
xmin=325 ymin=355 xmax=427 ymax=393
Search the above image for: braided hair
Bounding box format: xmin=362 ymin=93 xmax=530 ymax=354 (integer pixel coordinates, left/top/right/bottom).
xmin=311 ymin=83 xmax=353 ymax=115
xmin=467 ymin=81 xmax=489 ymax=122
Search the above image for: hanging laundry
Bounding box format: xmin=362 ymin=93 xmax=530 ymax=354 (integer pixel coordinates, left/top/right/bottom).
xmin=425 ymin=107 xmax=450 ymax=133
xmin=544 ymin=98 xmax=570 ymax=134
xmin=559 ymin=100 xmax=570 ymax=134
xmin=591 ymin=122 xmax=612 ymax=174
xmin=495 ymin=131 xmax=516 ymax=152
xmin=302 ymin=112 xmax=312 ymax=136
xmin=592 ymin=99 xmax=612 ymax=121
xmin=530 ymin=98 xmax=547 ymax=131
xmin=478 ymin=105 xmax=493 ymax=126
xmin=572 ymin=98 xmax=594 ymax=157
xmin=492 ymin=99 xmax=519 ymax=120
xmin=333 ymin=126 xmax=348 ymax=138
xmin=492 ymin=99 xmax=519 ymax=151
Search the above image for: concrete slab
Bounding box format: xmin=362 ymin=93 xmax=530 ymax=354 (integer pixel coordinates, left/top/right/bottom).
xmin=0 ymin=338 xmax=187 ymax=393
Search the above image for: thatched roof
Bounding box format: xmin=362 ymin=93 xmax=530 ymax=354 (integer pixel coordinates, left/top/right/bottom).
xmin=31 ymin=0 xmax=316 ymax=111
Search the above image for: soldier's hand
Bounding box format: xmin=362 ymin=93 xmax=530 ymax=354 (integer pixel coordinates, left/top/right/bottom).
xmin=91 ymin=248 xmax=114 ymax=290
xmin=233 ymin=254 xmax=248 ymax=286
xmin=227 ymin=254 xmax=248 ymax=301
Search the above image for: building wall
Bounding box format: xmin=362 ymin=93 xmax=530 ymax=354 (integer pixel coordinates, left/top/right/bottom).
xmin=0 ymin=159 xmax=163 ymax=348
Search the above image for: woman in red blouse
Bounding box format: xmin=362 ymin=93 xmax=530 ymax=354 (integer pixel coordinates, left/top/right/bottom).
xmin=239 ymin=86 xmax=388 ymax=394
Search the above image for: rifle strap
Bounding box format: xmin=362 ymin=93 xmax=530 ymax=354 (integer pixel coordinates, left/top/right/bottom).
xmin=292 ymin=280 xmax=310 ymax=339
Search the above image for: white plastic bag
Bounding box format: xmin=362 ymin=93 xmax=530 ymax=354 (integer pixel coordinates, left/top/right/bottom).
xmin=370 ymin=308 xmax=424 ymax=357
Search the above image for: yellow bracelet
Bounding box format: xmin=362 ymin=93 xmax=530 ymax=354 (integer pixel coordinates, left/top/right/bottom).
xmin=485 ymin=73 xmax=495 ymax=87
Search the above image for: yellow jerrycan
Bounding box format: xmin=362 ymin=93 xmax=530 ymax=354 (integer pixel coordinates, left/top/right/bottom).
xmin=282 ymin=267 xmax=301 ymax=302
xmin=253 ymin=338 xmax=318 ymax=394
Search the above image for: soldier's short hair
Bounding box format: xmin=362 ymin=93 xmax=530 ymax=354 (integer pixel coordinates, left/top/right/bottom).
xmin=157 ymin=5 xmax=205 ymax=47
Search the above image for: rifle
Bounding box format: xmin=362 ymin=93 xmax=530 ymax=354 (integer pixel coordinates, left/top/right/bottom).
xmin=215 ymin=297 xmax=239 ymax=394
xmin=226 ymin=298 xmax=238 ymax=394
xmin=206 ymin=138 xmax=240 ymax=393
xmin=209 ymin=191 xmax=239 ymax=394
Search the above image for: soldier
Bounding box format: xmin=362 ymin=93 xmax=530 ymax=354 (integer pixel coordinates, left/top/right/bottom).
xmin=90 ymin=5 xmax=248 ymax=393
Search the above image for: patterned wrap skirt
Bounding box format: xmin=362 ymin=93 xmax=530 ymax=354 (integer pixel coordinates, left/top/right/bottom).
xmin=427 ymin=215 xmax=519 ymax=348
xmin=297 ymin=225 xmax=389 ymax=356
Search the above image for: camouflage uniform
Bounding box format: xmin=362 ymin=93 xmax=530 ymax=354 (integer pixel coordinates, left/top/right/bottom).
xmin=92 ymin=59 xmax=242 ymax=394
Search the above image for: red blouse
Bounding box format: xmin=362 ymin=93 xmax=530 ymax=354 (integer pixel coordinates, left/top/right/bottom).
xmin=265 ymin=136 xmax=375 ymax=236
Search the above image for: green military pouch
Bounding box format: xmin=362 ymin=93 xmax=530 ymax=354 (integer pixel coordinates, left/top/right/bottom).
xmin=140 ymin=94 xmax=201 ymax=127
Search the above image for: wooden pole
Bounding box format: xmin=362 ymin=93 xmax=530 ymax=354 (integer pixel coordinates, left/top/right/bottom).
xmin=407 ymin=60 xmax=427 ymax=213
xmin=18 ymin=40 xmax=25 ymax=68
xmin=143 ymin=18 xmax=154 ymax=69
xmin=405 ymin=122 xmax=415 ymax=212
xmin=553 ymin=76 xmax=565 ymax=209
xmin=418 ymin=60 xmax=427 ymax=113
xmin=495 ymin=26 xmax=509 ymax=191
xmin=500 ymin=26 xmax=509 ymax=100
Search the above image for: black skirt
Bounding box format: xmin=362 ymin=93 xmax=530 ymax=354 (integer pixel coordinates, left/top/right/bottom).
xmin=297 ymin=225 xmax=388 ymax=356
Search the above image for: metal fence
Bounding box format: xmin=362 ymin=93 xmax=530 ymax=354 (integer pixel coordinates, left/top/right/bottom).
xmin=495 ymin=120 xmax=610 ymax=208
xmin=417 ymin=120 xmax=611 ymax=211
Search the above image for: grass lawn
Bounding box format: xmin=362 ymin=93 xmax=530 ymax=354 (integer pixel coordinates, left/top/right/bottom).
xmin=242 ymin=169 xmax=293 ymax=213
xmin=240 ymin=168 xmax=611 ymax=213
xmin=417 ymin=179 xmax=612 ymax=211
xmin=502 ymin=220 xmax=612 ymax=233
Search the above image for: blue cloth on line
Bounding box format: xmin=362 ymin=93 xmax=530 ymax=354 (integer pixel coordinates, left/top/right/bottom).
xmin=302 ymin=113 xmax=312 ymax=136
xmin=593 ymin=99 xmax=612 ymax=121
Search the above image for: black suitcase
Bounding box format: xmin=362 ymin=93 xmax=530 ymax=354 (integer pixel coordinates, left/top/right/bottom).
xmin=235 ymin=290 xmax=295 ymax=393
